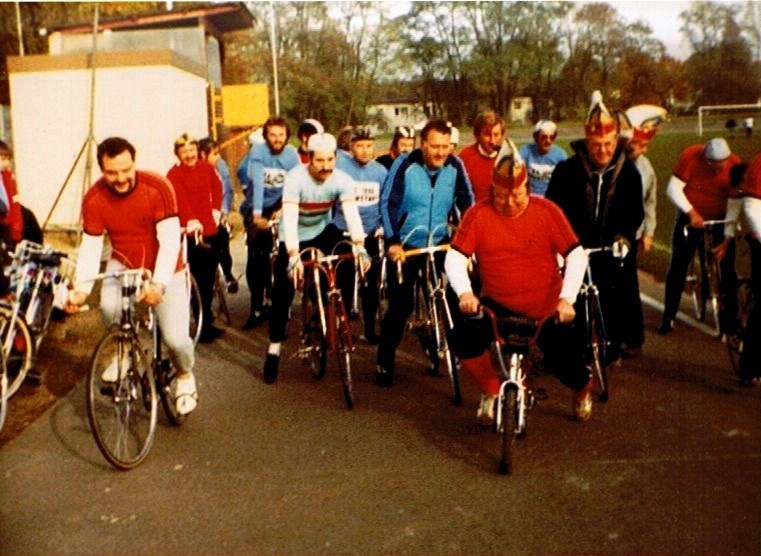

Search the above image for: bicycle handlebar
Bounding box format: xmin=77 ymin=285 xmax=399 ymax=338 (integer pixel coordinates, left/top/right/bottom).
xmin=682 ymin=219 xmax=733 ymax=238
xmin=480 ymin=305 xmax=545 ymax=349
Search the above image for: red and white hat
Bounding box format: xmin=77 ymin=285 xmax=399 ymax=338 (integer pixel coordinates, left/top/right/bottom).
xmin=492 ymin=139 xmax=527 ymax=188
xmin=584 ymin=90 xmax=617 ymax=138
xmin=623 ymin=104 xmax=668 ymax=141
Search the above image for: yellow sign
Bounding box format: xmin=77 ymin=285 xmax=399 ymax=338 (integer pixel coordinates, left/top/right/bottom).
xmin=222 ymin=84 xmax=269 ymax=127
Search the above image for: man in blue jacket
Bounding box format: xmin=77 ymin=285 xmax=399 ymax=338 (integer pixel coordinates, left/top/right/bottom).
xmin=375 ymin=119 xmax=474 ymax=387
xmin=239 ymin=116 xmax=300 ymax=329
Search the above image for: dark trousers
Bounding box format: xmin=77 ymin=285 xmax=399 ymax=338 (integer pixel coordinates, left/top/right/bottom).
xmin=739 ymin=237 xmax=761 ymax=380
xmin=188 ymin=233 xmax=221 ymax=330
xmin=618 ymin=239 xmax=645 ymax=349
xmin=376 ymin=251 xmax=447 ymax=372
xmin=217 ymin=223 xmax=234 ymax=280
xmin=449 ymin=296 xmax=590 ymax=391
xmin=245 ymin=225 xmax=275 ymax=314
xmin=663 ymin=211 xmax=737 ymax=330
xmin=268 ymin=224 xmax=343 ymax=343
xmin=337 ymin=235 xmax=381 ymax=338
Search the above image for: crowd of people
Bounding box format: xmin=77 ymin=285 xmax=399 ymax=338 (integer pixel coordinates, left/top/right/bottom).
xmin=0 ymin=89 xmax=753 ymax=422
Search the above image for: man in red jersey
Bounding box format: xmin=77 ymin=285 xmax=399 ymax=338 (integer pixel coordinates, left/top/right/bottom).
xmin=67 ymin=137 xmax=198 ymax=415
xmin=659 ymin=138 xmax=742 ymax=334
xmin=167 ymin=133 xmax=224 ymax=343
xmin=444 ymin=143 xmax=592 ymax=424
xmin=458 ymin=111 xmax=506 ymax=202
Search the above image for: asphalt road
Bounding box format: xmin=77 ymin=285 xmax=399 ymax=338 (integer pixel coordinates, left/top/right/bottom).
xmin=0 ymin=258 xmax=758 ymax=555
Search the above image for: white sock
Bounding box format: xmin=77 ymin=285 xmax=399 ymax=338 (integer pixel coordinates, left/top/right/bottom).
xmin=268 ymin=342 xmax=281 ymax=356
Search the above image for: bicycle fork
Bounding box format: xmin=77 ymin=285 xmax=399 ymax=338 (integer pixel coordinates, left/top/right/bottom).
xmin=494 ymin=350 xmax=529 ymax=435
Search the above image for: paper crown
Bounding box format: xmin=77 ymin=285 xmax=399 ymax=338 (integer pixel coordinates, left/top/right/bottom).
xmin=584 ymin=91 xmax=617 ymax=138
xmin=533 ymin=119 xmax=558 ymax=136
xmin=624 ymin=104 xmax=668 ymax=141
xmin=492 ymin=139 xmax=527 ymax=188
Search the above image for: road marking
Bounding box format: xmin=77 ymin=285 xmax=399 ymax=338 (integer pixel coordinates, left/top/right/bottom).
xmin=640 ymin=292 xmax=719 ymax=337
xmin=598 ymin=453 xmax=761 ymax=465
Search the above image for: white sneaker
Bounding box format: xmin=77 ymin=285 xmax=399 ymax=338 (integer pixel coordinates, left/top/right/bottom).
xmin=174 ymin=373 xmax=198 ymax=415
xmin=476 ymin=393 xmax=497 ymax=426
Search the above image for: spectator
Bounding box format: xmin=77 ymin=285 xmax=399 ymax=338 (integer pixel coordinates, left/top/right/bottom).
xmin=296 ymin=119 xmax=324 ymax=165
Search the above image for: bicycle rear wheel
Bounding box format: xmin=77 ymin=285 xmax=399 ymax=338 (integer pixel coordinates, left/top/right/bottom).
xmin=214 ymin=267 xmax=231 ymax=325
xmin=86 ymin=329 xmax=157 ymax=470
xmin=499 ymin=385 xmax=518 ymax=475
xmin=589 ymin=295 xmax=609 ymax=402
xmin=0 ymin=306 xmax=34 ymax=399
xmin=727 ymin=279 xmax=752 ymax=375
xmin=706 ymin=260 xmax=722 ymax=337
xmin=333 ymin=298 xmax=354 ymax=409
xmin=0 ymin=351 xmax=8 ymax=434
xmin=432 ymin=295 xmax=461 ymax=406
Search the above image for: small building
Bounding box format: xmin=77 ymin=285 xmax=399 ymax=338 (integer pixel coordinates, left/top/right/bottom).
xmin=7 ymin=3 xmax=253 ymax=228
xmin=366 ymin=99 xmax=433 ymax=135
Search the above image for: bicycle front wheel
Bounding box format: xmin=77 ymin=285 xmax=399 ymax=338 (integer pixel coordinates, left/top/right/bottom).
xmin=0 ymin=350 xmax=8 ymax=434
xmin=686 ymin=252 xmax=706 ymax=321
xmin=188 ymin=274 xmax=203 ymax=346
xmin=0 ymin=306 xmax=34 ymax=399
xmin=333 ymin=298 xmax=354 ymax=409
xmin=86 ymin=329 xmax=157 ymax=470
xmin=433 ymin=295 xmax=461 ymax=406
xmin=727 ymin=279 xmax=752 ymax=375
xmin=589 ymin=295 xmax=609 ymax=402
xmin=499 ymin=385 xmax=518 ymax=475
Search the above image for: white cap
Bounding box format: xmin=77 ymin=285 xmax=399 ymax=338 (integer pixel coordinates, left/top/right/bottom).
xmin=307 ymin=132 xmax=337 ymax=153
xmin=449 ymin=126 xmax=460 ymax=145
xmin=533 ymin=119 xmax=557 ymax=136
xmin=705 ymin=137 xmax=731 ymax=161
xmin=248 ymin=128 xmax=264 ymax=145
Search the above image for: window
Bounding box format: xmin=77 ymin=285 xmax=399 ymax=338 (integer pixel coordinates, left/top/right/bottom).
xmin=513 ymin=100 xmax=522 ymax=110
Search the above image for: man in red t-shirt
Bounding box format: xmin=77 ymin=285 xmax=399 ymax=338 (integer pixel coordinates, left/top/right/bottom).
xmin=67 ymin=137 xmax=198 ymax=415
xmin=445 ymin=145 xmax=593 ymax=424
xmin=458 ymin=111 xmax=506 ymax=203
xmin=659 ymin=138 xmax=742 ymax=334
xmin=167 ymin=133 xmax=224 ymax=343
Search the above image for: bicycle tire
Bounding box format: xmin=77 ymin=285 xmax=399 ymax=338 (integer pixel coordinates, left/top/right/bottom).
xmin=499 ymin=385 xmax=518 ymax=475
xmin=0 ymin=350 xmax=8 ymax=434
xmin=706 ymin=259 xmax=722 ymax=337
xmin=214 ymin=267 xmax=231 ymax=325
xmin=0 ymin=305 xmax=34 ymax=399
xmin=301 ymin=293 xmax=327 ymax=380
xmin=86 ymin=329 xmax=157 ymax=470
xmin=686 ymin=252 xmax=707 ymax=321
xmin=727 ymin=279 xmax=752 ymax=375
xmin=434 ymin=295 xmax=461 ymax=406
xmin=589 ymin=295 xmax=609 ymax=402
xmin=188 ymin=274 xmax=203 ymax=346
xmin=334 ymin=298 xmax=354 ymax=409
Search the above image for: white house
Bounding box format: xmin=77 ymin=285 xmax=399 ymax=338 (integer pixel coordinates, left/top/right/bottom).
xmin=366 ymin=100 xmax=433 ymax=135
xmin=7 ymin=3 xmax=253 ymax=228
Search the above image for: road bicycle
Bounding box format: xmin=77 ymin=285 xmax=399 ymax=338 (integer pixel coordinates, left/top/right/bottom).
xmin=85 ymin=268 xmax=190 ymax=470
xmin=296 ymin=240 xmax=363 ymax=409
xmin=481 ymin=305 xmax=541 ymax=476
xmin=684 ymin=220 xmax=730 ymax=337
xmin=0 ymin=240 xmax=71 ymax=399
xmin=397 ymin=224 xmax=461 ymax=406
xmin=726 ymin=276 xmax=753 ymax=375
xmin=579 ymin=247 xmax=616 ymax=402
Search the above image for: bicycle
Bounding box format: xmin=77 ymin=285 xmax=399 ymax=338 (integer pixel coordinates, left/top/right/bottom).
xmin=579 ymin=247 xmax=616 ymax=402
xmin=396 ymin=224 xmax=462 ymax=406
xmin=85 ymin=268 xmax=190 ymax=470
xmin=481 ymin=305 xmax=541 ymax=476
xmin=684 ymin=220 xmax=731 ymax=337
xmin=296 ymin=240 xmax=363 ymax=409
xmin=183 ymin=231 xmax=204 ymax=345
xmin=0 ymin=240 xmax=71 ymax=398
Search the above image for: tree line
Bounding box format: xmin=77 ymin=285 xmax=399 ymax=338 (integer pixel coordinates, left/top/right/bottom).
xmin=1 ymin=1 xmax=760 ymax=133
